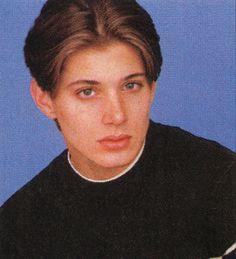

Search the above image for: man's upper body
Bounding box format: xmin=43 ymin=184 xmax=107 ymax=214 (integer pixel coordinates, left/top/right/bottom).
xmin=2 ymin=1 xmax=235 ymax=258
xmin=1 ymin=121 xmax=236 ymax=259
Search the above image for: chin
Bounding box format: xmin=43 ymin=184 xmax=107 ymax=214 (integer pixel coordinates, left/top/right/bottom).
xmin=96 ymin=152 xmax=137 ymax=169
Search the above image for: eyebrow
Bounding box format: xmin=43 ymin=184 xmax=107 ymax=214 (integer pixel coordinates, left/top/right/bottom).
xmin=123 ymin=73 xmax=146 ymax=80
xmin=67 ymin=79 xmax=99 ymax=87
xmin=67 ymin=73 xmax=146 ymax=87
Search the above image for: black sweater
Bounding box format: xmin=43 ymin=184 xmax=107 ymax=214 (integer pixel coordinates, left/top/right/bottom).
xmin=1 ymin=121 xmax=236 ymax=258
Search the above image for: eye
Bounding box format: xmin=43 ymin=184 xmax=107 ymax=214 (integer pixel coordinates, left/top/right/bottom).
xmin=77 ymin=88 xmax=95 ymax=98
xmin=125 ymin=82 xmax=142 ymax=91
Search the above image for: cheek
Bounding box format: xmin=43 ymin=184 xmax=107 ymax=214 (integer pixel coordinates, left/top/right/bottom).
xmin=128 ymin=94 xmax=152 ymax=116
xmin=56 ymin=103 xmax=102 ymax=135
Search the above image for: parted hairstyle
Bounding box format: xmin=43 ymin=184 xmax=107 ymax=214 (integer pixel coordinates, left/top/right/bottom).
xmin=24 ymin=0 xmax=163 ymax=93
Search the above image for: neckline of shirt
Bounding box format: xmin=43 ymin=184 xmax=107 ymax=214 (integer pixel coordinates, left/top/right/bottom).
xmin=67 ymin=141 xmax=145 ymax=183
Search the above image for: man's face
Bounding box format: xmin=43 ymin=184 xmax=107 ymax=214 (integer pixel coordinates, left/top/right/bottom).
xmin=42 ymin=41 xmax=156 ymax=179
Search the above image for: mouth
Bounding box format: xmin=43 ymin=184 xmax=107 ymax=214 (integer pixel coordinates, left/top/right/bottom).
xmin=98 ymin=134 xmax=131 ymax=150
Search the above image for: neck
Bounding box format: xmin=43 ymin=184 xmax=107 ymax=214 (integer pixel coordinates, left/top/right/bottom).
xmin=68 ymin=143 xmax=145 ymax=183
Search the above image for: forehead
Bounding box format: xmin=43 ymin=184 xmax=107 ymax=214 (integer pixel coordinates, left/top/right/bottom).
xmin=59 ymin=41 xmax=146 ymax=83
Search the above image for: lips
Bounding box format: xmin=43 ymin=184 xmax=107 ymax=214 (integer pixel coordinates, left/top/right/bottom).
xmin=98 ymin=134 xmax=131 ymax=150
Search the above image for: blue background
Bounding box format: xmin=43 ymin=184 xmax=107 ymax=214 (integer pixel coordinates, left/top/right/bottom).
xmin=0 ymin=0 xmax=235 ymax=205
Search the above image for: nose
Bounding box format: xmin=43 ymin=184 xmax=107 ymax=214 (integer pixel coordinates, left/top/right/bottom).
xmin=102 ymin=93 xmax=127 ymax=126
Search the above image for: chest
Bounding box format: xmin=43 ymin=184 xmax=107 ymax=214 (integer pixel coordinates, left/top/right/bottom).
xmin=38 ymin=180 xmax=208 ymax=258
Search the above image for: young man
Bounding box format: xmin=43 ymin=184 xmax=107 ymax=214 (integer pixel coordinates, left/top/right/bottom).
xmin=1 ymin=0 xmax=235 ymax=258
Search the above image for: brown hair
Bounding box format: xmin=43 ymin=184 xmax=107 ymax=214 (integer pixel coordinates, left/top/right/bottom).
xmin=24 ymin=0 xmax=162 ymax=93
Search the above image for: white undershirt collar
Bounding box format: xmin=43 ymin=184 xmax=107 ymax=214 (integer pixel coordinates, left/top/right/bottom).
xmin=67 ymin=141 xmax=145 ymax=183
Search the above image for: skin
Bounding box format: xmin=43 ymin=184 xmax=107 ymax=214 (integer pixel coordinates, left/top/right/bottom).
xmin=31 ymin=41 xmax=156 ymax=181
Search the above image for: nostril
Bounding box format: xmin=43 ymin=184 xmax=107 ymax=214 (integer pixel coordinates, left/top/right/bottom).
xmin=102 ymin=98 xmax=127 ymax=125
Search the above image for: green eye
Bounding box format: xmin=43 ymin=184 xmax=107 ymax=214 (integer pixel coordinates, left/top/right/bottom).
xmin=83 ymin=89 xmax=93 ymax=96
xmin=126 ymin=83 xmax=136 ymax=89
xmin=125 ymin=82 xmax=142 ymax=91
xmin=78 ymin=88 xmax=95 ymax=97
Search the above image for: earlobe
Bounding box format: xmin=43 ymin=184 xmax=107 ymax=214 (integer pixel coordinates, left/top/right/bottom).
xmin=30 ymin=79 xmax=56 ymax=119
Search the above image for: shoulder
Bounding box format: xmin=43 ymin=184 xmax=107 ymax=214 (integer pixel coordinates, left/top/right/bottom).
xmin=148 ymin=120 xmax=235 ymax=164
xmin=0 ymin=149 xmax=68 ymax=216
xmin=0 ymin=150 xmax=70 ymax=256
xmin=147 ymin=120 xmax=236 ymax=186
xmin=150 ymin=120 xmax=234 ymax=154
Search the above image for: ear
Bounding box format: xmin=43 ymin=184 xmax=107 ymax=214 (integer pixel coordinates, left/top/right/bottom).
xmin=30 ymin=79 xmax=56 ymax=119
xmin=150 ymin=81 xmax=157 ymax=103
